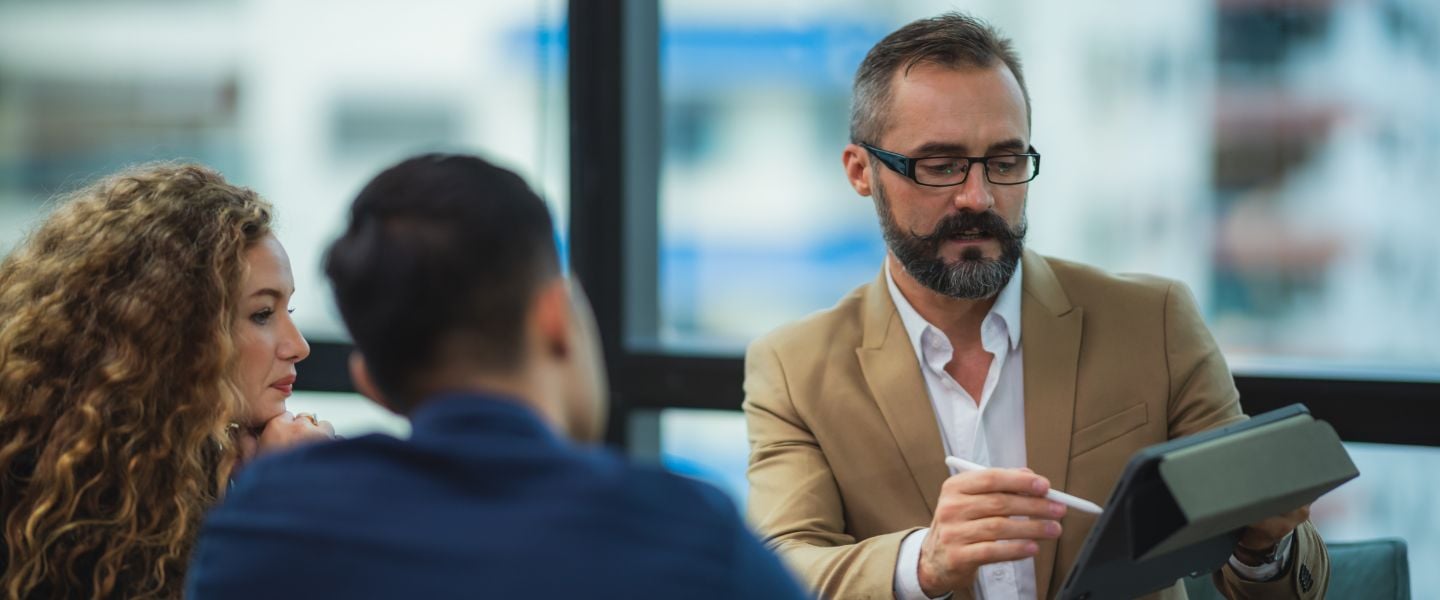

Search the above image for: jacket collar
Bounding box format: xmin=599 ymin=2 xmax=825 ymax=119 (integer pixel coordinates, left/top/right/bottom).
xmin=408 ymin=391 xmax=562 ymax=446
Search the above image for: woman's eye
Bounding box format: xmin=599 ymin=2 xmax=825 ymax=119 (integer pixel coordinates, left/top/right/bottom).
xmin=250 ymin=308 xmax=274 ymax=325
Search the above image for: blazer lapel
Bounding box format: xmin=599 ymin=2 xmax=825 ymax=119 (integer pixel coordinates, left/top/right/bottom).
xmin=854 ymin=271 xmax=950 ymax=513
xmin=1020 ymin=249 xmax=1083 ymax=597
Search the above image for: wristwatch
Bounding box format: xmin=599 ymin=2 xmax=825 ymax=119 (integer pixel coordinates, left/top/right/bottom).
xmin=1233 ymin=541 xmax=1281 ymax=566
xmin=1235 ymin=529 xmax=1296 ymax=568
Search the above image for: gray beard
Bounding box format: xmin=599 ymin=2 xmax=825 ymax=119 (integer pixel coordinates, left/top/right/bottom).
xmin=873 ymin=179 xmax=1025 ymax=300
xmin=902 ymin=250 xmax=1020 ymax=299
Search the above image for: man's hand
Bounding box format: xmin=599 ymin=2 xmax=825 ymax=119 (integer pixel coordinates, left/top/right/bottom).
xmin=1234 ymin=505 xmax=1309 ymax=566
xmin=917 ymin=468 xmax=1067 ymax=596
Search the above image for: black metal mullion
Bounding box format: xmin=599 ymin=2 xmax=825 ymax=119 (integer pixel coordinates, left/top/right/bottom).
xmin=1237 ymin=376 xmax=1440 ymax=447
xmin=568 ymin=0 xmax=626 ymax=447
xmin=295 ymin=340 xmax=355 ymax=393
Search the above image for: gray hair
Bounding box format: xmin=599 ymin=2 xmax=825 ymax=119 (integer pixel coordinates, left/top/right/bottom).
xmin=850 ymin=12 xmax=1032 ymax=144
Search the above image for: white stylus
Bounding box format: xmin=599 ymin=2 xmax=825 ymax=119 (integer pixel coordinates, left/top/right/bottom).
xmin=945 ymin=456 xmax=1105 ymax=515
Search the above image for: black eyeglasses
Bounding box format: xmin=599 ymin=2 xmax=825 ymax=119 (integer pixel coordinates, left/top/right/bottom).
xmin=861 ymin=143 xmax=1041 ymax=187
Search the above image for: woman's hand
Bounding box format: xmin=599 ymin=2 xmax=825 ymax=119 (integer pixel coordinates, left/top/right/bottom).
xmin=255 ymin=411 xmax=336 ymax=455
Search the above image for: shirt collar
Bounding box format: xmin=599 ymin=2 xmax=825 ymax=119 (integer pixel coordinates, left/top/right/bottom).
xmin=408 ymin=390 xmax=562 ymax=446
xmin=884 ymin=259 xmax=1024 ymax=354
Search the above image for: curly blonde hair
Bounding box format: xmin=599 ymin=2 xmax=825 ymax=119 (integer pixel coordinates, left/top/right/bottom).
xmin=0 ymin=163 xmax=272 ymax=599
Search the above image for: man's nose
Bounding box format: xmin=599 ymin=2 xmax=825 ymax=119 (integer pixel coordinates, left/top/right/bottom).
xmin=950 ymin=165 xmax=995 ymax=213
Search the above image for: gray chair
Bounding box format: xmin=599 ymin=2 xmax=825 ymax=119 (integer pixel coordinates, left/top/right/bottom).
xmin=1183 ymin=538 xmax=1410 ymax=600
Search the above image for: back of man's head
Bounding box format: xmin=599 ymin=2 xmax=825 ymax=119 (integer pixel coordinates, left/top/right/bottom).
xmin=324 ymin=154 xmax=560 ymax=413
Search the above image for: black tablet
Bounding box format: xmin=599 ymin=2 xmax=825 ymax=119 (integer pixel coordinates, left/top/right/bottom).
xmin=1056 ymin=404 xmax=1357 ymax=600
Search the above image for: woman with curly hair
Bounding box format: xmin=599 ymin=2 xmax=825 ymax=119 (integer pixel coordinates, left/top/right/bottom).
xmin=0 ymin=163 xmax=334 ymax=598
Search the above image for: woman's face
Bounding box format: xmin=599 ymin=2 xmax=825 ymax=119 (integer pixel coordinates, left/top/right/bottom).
xmin=234 ymin=235 xmax=310 ymax=425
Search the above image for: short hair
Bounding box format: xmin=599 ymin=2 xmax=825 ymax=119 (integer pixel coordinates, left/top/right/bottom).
xmin=850 ymin=12 xmax=1031 ymax=144
xmin=324 ymin=154 xmax=559 ymax=408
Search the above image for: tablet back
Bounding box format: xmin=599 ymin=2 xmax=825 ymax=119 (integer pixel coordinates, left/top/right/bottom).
xmin=1056 ymin=404 xmax=1358 ymax=600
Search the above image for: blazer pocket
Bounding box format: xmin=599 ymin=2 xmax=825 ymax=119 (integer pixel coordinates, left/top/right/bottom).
xmin=1071 ymin=403 xmax=1149 ymax=457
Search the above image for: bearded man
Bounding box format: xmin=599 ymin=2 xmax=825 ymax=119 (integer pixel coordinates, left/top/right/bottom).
xmin=742 ymin=12 xmax=1329 ymax=600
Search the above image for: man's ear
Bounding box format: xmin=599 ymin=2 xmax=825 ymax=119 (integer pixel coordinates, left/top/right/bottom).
xmin=842 ymin=143 xmax=874 ymax=197
xmin=348 ymin=351 xmax=398 ymax=414
xmin=530 ymin=278 xmax=572 ymax=362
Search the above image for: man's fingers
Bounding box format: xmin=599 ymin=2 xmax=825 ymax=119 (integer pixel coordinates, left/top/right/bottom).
xmin=1240 ymin=504 xmax=1312 ymax=550
xmin=944 ymin=468 xmax=1050 ymax=497
xmin=935 ymin=493 xmax=1061 ymax=522
xmin=944 ymin=516 xmax=1062 ymax=545
xmin=1252 ymin=505 xmax=1310 ymax=533
xmin=949 ymin=539 xmax=1042 ymax=569
xmin=319 ymin=420 xmax=336 ymax=436
xmin=943 ymin=493 xmax=1065 ymax=521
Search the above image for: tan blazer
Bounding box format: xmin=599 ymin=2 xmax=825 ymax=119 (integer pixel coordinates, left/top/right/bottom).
xmin=744 ymin=250 xmax=1328 ymax=599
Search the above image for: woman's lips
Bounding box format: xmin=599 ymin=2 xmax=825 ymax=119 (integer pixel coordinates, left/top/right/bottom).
xmin=271 ymin=375 xmax=296 ymax=395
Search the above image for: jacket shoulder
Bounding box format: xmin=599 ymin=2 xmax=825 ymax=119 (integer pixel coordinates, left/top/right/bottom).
xmin=747 ymin=280 xmax=871 ymax=361
xmin=1039 ymin=254 xmax=1184 ymax=310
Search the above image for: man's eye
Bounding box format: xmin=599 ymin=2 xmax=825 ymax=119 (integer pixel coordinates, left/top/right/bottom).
xmin=922 ymin=160 xmax=964 ymax=175
xmin=990 ymin=157 xmax=1024 ymax=173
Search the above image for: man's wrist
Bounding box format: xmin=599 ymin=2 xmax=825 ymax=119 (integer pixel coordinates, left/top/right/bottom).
xmin=896 ymin=528 xmax=952 ymax=600
xmin=1232 ymin=542 xmax=1278 ymax=567
xmin=917 ymin=565 xmax=954 ymax=600
xmin=1229 ymin=531 xmax=1296 ymax=582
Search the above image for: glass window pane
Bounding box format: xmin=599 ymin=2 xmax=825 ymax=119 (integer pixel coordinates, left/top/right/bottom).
xmin=1308 ymin=441 xmax=1440 ymax=593
xmin=0 ymin=0 xmax=569 ymax=342
xmin=656 ymin=408 xmax=750 ymax=506
xmin=655 ymin=0 xmax=1440 ymax=377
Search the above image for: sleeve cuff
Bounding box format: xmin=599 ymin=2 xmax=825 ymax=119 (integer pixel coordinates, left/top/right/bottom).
xmin=1228 ymin=530 xmax=1296 ymax=582
xmin=894 ymin=528 xmax=952 ymax=600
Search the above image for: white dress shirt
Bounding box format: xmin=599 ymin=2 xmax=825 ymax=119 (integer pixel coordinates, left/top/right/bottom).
xmin=886 ymin=262 xmax=1035 ymax=600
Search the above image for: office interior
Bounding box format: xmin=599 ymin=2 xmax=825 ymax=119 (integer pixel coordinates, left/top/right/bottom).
xmin=0 ymin=0 xmax=1435 ymax=593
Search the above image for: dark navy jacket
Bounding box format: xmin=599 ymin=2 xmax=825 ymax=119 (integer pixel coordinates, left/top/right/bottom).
xmin=186 ymin=392 xmax=808 ymax=599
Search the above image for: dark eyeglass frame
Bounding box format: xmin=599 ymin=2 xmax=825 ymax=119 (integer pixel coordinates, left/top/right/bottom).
xmin=860 ymin=142 xmax=1042 ymax=187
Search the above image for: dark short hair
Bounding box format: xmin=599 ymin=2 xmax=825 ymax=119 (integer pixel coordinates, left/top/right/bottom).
xmin=324 ymin=154 xmax=559 ymax=408
xmin=850 ymin=12 xmax=1031 ymax=144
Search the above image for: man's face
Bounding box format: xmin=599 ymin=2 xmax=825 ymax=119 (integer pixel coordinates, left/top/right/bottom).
xmin=560 ymin=282 xmax=609 ymax=443
xmin=846 ymin=61 xmax=1032 ymax=299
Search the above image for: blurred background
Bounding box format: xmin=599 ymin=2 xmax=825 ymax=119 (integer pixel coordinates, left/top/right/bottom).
xmin=1 ymin=0 xmax=1436 ymax=592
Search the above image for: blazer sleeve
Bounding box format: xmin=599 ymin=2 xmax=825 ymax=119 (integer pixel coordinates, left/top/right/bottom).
xmin=1163 ymin=281 xmax=1331 ymax=600
xmin=1212 ymin=523 xmax=1330 ymax=600
xmin=743 ymin=337 xmax=916 ymax=600
xmin=1163 ymin=281 xmax=1245 ymax=439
